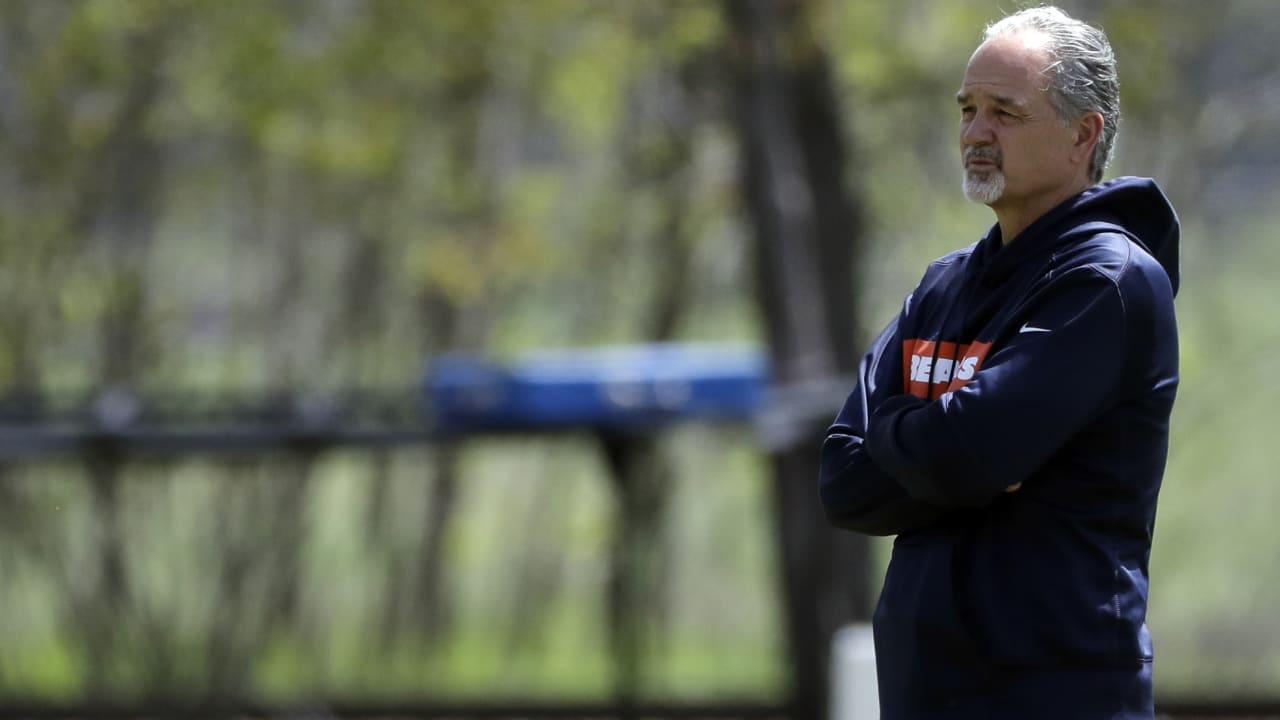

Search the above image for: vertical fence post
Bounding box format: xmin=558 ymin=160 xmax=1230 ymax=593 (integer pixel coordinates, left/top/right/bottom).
xmin=830 ymin=623 xmax=879 ymax=720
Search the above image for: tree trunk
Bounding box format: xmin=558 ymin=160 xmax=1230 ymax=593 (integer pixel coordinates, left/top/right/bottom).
xmin=724 ymin=1 xmax=874 ymax=717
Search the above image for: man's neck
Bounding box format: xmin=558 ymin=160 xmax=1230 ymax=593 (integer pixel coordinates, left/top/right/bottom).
xmin=993 ymin=180 xmax=1091 ymax=244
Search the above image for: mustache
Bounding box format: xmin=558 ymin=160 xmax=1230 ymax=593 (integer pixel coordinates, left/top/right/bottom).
xmin=965 ymin=146 xmax=1002 ymax=166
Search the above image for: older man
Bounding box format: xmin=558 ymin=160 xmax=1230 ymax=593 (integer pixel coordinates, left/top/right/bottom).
xmin=820 ymin=7 xmax=1179 ymax=719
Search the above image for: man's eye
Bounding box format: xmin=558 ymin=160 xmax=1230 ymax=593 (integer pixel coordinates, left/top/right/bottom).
xmin=960 ymin=107 xmax=975 ymax=117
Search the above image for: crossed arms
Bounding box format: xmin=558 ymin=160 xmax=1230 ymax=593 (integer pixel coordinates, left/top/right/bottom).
xmin=819 ymin=269 xmax=1128 ymax=535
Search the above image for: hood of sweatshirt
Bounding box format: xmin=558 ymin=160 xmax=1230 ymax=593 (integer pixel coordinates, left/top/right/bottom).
xmin=971 ymin=176 xmax=1181 ymax=296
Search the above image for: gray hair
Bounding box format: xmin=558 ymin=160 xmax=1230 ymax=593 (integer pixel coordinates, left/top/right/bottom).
xmin=984 ymin=6 xmax=1119 ymax=183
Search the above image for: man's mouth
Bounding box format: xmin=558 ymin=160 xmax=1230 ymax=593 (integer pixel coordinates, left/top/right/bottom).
xmin=964 ymin=148 xmax=1001 ymax=169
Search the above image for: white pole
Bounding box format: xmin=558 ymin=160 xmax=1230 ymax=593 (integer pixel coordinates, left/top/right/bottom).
xmin=830 ymin=623 xmax=879 ymax=720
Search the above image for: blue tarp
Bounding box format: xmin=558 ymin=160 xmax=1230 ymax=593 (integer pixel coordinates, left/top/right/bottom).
xmin=424 ymin=343 xmax=767 ymax=433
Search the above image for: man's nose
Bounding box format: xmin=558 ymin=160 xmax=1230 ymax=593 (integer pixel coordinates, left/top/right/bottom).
xmin=962 ymin=114 xmax=995 ymax=145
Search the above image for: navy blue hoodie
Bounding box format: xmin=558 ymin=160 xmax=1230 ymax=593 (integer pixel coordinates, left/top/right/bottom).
xmin=819 ymin=177 xmax=1179 ymax=719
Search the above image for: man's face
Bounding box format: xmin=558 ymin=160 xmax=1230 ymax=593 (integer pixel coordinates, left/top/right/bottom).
xmin=957 ymin=33 xmax=1081 ymax=210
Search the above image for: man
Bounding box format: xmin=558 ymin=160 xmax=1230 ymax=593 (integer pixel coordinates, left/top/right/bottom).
xmin=819 ymin=7 xmax=1179 ymax=719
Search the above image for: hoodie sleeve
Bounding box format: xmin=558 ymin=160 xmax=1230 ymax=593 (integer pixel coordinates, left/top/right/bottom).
xmin=865 ymin=266 xmax=1129 ymax=508
xmin=819 ymin=303 xmax=946 ymax=535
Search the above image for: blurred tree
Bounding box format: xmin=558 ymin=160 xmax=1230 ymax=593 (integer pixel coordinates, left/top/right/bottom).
xmin=0 ymin=0 xmax=185 ymax=695
xmin=590 ymin=5 xmax=726 ymax=705
xmin=724 ymin=0 xmax=871 ymax=717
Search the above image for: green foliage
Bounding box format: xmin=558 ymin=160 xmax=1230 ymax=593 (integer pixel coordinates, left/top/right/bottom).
xmin=1145 ymin=202 xmax=1280 ymax=698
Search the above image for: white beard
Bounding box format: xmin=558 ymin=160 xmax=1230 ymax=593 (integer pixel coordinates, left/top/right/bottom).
xmin=964 ymin=167 xmax=1006 ymax=204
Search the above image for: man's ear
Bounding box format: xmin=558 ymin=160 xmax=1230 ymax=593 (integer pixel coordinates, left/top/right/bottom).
xmin=1073 ymin=111 xmax=1104 ymax=163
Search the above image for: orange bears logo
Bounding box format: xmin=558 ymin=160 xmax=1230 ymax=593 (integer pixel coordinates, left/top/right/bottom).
xmin=902 ymin=340 xmax=992 ymax=399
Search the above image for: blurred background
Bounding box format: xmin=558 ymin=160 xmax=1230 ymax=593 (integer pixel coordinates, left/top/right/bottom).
xmin=1 ymin=0 xmax=1279 ymax=717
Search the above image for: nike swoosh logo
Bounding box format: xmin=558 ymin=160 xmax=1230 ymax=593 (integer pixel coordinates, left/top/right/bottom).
xmin=1019 ymin=323 xmax=1051 ymax=334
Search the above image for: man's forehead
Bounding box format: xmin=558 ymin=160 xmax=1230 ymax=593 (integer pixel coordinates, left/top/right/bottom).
xmin=955 ymin=89 xmax=1031 ymax=109
xmin=960 ymin=33 xmax=1054 ymax=100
